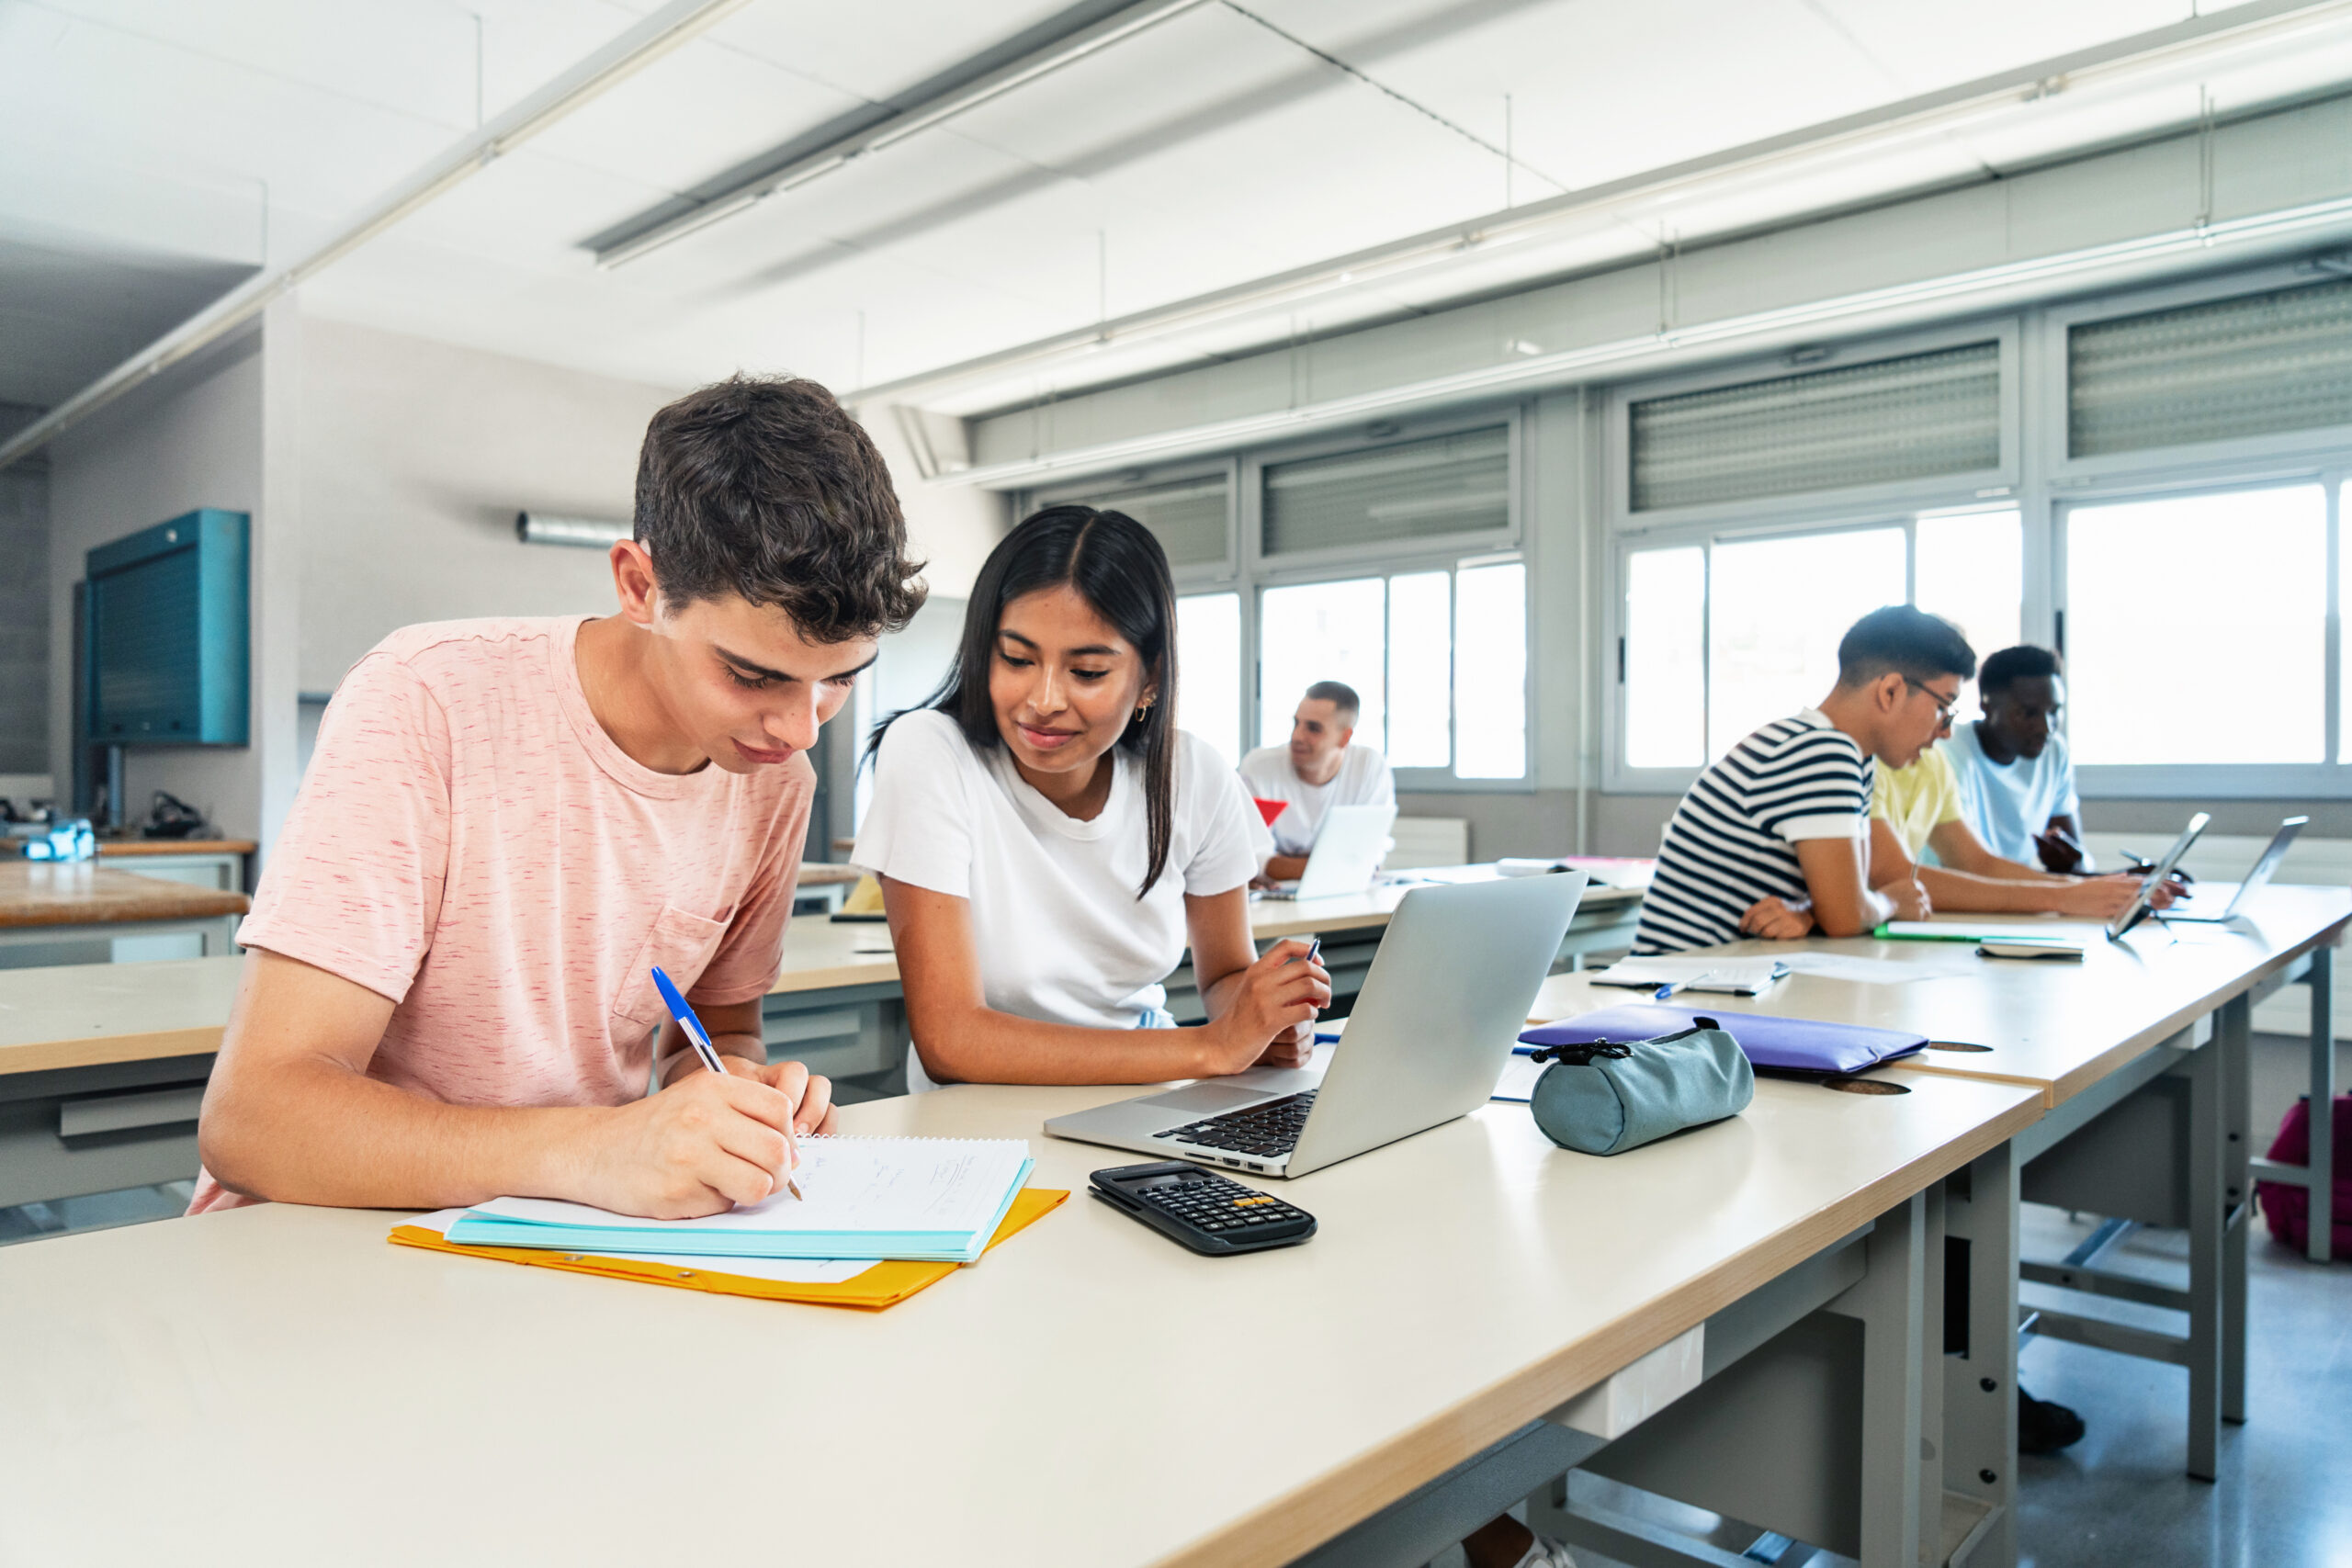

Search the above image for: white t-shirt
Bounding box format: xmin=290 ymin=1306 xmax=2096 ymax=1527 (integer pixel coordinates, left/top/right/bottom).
xmin=854 ymin=709 xmax=1270 ymax=1084
xmin=1941 ymin=723 xmax=2086 ymax=867
xmin=1237 ymin=744 xmax=1396 ymax=858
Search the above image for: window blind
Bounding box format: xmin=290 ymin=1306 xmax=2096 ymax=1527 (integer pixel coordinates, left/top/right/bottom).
xmin=1085 ymin=476 xmax=1229 ymax=569
xmin=1629 ymin=341 xmax=2000 ymax=512
xmin=1261 ymin=426 xmax=1509 ymax=557
xmin=2068 ymin=276 xmax=2352 ymax=458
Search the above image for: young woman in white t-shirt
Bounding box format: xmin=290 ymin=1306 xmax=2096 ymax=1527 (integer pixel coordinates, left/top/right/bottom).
xmin=855 ymin=505 xmax=1328 ymax=1087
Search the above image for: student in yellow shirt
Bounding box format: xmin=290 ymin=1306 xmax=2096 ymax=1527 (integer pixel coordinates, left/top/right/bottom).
xmin=1870 ymin=742 xmax=2170 ymax=919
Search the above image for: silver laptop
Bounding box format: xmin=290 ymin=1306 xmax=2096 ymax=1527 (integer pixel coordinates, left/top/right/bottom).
xmin=2109 ymin=811 xmax=2211 ymax=940
xmin=1259 ymin=803 xmax=1398 ymax=901
xmin=1046 ymin=873 xmax=1587 ymax=1178
xmin=2168 ymin=816 xmax=2307 ymax=922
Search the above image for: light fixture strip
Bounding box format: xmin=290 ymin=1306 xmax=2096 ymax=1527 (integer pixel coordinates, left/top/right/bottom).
xmin=593 ymin=0 xmax=1213 ymax=269
xmin=945 ymin=191 xmax=2352 ymax=489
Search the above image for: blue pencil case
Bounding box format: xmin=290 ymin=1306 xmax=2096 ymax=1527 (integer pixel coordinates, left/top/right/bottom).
xmin=1520 ymin=1003 xmax=1927 ymax=1076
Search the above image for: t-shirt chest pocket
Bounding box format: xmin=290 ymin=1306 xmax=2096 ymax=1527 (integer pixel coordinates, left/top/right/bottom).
xmin=611 ymin=904 xmax=733 ymax=1036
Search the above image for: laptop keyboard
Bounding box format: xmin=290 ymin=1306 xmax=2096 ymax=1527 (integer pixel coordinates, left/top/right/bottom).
xmin=1160 ymin=1090 xmax=1317 ymax=1159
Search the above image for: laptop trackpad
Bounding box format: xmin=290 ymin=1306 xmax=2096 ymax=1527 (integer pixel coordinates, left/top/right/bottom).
xmin=1135 ymin=1083 xmax=1272 ymax=1115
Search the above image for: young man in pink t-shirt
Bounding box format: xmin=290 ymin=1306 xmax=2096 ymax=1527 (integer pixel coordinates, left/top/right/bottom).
xmin=193 ymin=376 xmax=924 ymax=1219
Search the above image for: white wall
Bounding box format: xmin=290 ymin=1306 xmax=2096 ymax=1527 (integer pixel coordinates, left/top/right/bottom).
xmin=858 ymin=402 xmax=1008 ymax=601
xmin=46 ymin=326 xmax=280 ymax=844
xmin=299 ymin=322 xmax=1011 ymax=694
xmin=298 ymin=317 xmax=678 ymax=694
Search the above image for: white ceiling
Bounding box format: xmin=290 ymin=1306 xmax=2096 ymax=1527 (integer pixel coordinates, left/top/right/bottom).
xmin=6 ymin=0 xmax=2352 ymax=423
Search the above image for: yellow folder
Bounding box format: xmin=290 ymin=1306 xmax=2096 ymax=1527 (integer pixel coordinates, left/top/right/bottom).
xmin=389 ymin=1187 xmax=1069 ymax=1311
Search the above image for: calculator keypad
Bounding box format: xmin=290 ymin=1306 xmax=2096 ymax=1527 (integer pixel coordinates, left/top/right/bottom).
xmin=1138 ymin=1175 xmax=1308 ymax=1235
xmin=1095 ymin=1165 xmax=1316 ymax=1253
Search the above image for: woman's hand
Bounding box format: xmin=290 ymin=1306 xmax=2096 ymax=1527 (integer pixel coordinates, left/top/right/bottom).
xmin=1252 ymin=1021 xmax=1317 ymax=1070
xmin=1195 ymin=939 xmax=1329 ymax=1076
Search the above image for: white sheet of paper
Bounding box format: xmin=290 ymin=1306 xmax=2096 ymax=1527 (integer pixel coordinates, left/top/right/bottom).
xmin=1779 ymin=953 xmax=1977 ymax=985
xmin=465 ymin=1136 xmax=1030 ymax=1238
xmin=406 ymin=1210 xmax=876 ymax=1283
xmin=1491 ymin=1055 xmax=1545 ymax=1102
xmin=1589 ymin=957 xmax=1787 ymax=992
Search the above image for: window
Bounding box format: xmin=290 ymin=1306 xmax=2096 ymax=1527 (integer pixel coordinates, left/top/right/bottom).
xmin=1629 ymin=341 xmax=2001 ymax=512
xmin=1623 ymin=548 xmax=1704 ymax=768
xmin=1079 ymin=473 xmax=1230 ymax=570
xmin=1262 ymin=427 xmax=1508 ymax=557
xmin=1915 ymin=508 xmax=2022 ymax=659
xmin=1176 ymin=592 xmax=1242 ymax=767
xmin=2064 ymin=484 xmax=2328 ymax=765
xmin=1454 ymin=561 xmax=1528 ymax=778
xmin=2067 ymin=276 xmax=2352 ymax=458
xmin=1707 ymin=527 xmax=1905 ymax=758
xmin=1254 ymin=559 xmax=1526 ymax=778
xmin=1386 ymin=571 xmax=1452 ymax=767
xmin=1261 ymin=578 xmax=1388 ymax=752
xmin=1619 ymin=510 xmax=2021 ymax=773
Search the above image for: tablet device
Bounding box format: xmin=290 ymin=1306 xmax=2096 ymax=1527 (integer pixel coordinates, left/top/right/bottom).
xmin=2108 ymin=811 xmax=2211 ymax=941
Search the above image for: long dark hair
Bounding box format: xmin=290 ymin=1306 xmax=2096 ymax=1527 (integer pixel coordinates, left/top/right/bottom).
xmin=868 ymin=504 xmax=1180 ymax=896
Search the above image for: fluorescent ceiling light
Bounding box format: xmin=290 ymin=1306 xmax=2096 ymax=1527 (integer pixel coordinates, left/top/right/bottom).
xmin=593 ymin=0 xmax=1211 ymax=269
xmin=515 ymin=512 xmax=630 ymax=547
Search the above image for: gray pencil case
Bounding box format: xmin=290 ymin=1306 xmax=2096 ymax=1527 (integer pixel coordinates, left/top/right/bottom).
xmin=1526 ymin=1018 xmax=1755 ymax=1156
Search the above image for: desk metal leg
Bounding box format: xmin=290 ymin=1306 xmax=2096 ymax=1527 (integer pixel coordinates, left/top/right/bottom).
xmin=2222 ymin=993 xmax=2251 ymax=1427
xmin=2185 ymin=993 xmax=2253 ymax=1480
xmin=2310 ymin=943 xmax=2336 ymax=1264
xmin=1849 ymin=1189 xmax=1930 ymax=1567
xmin=1944 ymin=1144 xmax=2018 ymax=1568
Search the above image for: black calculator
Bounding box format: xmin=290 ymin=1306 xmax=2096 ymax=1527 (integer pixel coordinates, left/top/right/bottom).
xmin=1090 ymin=1162 xmax=1317 ymax=1256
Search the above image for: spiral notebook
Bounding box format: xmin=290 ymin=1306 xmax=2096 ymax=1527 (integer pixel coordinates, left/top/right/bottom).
xmin=443 ymin=1136 xmax=1034 ymax=1263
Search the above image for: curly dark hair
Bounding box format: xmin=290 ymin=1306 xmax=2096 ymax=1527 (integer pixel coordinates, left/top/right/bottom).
xmin=633 ymin=375 xmax=926 ymax=641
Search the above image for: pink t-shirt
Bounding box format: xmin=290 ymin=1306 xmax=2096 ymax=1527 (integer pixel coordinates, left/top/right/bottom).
xmin=188 ymin=615 xmax=809 ymax=1213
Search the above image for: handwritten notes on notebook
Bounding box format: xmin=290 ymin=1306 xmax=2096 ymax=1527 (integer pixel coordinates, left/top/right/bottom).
xmin=445 ymin=1137 xmax=1034 ymax=1263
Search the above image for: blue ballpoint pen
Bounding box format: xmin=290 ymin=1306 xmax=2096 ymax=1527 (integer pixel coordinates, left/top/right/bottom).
xmin=651 ymin=965 xmax=801 ymax=1200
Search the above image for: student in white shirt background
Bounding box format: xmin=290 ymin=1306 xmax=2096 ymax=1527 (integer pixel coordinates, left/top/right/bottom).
xmin=1238 ymin=681 xmax=1397 ymax=884
xmin=1941 ymin=644 xmax=2094 ymax=873
xmin=854 ymin=505 xmax=1327 ymax=1089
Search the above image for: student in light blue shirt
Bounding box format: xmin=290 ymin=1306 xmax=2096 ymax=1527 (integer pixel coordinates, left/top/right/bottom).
xmin=1942 ymin=644 xmax=2090 ymax=874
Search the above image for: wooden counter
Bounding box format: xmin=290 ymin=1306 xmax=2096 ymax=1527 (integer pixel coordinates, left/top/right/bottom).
xmin=96 ymin=839 xmax=257 ymax=859
xmin=0 ymin=957 xmax=242 ymax=1077
xmin=0 ymin=862 xmax=247 ymax=929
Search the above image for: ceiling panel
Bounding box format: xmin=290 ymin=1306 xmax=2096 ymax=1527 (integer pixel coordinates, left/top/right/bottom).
xmin=10 ymin=0 xmax=2352 ymax=435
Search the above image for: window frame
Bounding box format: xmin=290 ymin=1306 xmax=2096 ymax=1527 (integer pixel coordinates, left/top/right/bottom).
xmin=1602 ymin=318 xmax=2023 ymax=536
xmin=1243 ymin=406 xmax=1531 ymax=791
xmin=2037 ymin=261 xmax=2352 ymax=487
xmin=1604 ymin=506 xmax=2007 ymax=793
xmin=2054 ymin=465 xmax=2350 ymax=799
xmin=1023 ymin=404 xmax=1535 ymax=792
xmin=1027 ymin=455 xmax=1243 ymax=588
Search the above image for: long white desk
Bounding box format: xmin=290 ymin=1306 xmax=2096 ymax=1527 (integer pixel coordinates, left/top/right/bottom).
xmin=0 ymin=1066 xmax=2033 ymax=1567
xmin=1531 ymin=883 xmax=2350 ymax=1506
xmin=763 ymin=876 xmax=1646 ymax=1089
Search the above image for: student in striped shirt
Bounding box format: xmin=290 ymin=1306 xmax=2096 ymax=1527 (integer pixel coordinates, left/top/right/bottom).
xmin=1633 ymin=605 xmax=1970 ymax=954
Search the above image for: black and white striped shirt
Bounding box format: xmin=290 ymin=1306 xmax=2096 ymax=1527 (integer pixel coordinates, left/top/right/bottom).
xmin=1633 ymin=711 xmax=1874 ymax=954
